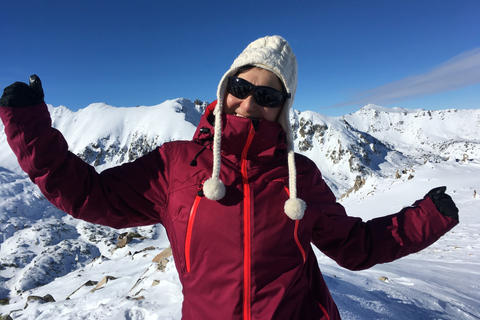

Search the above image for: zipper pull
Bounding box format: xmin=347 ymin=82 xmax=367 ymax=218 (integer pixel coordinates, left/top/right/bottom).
xmin=190 ymin=142 xmax=212 ymax=167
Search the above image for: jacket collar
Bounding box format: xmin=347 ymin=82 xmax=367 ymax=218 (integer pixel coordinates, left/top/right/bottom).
xmin=193 ymin=101 xmax=287 ymax=161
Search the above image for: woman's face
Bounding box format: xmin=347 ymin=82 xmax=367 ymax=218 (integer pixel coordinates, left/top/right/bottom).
xmin=223 ymin=67 xmax=284 ymax=122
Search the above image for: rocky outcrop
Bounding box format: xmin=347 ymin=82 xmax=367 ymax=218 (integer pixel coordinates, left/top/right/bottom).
xmin=115 ymin=232 xmax=147 ymax=248
xmin=127 ymin=246 xmax=174 ymax=299
xmin=152 ymin=246 xmax=173 ymax=272
xmin=24 ymin=294 xmax=55 ymax=309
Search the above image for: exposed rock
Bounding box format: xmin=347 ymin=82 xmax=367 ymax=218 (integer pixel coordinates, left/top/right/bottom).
xmin=66 ymin=280 xmax=98 ymax=300
xmin=24 ymin=294 xmax=55 ymax=309
xmin=77 ymin=222 xmax=118 ymax=247
xmin=152 ymin=246 xmax=173 ymax=263
xmin=395 ymin=170 xmax=401 ymax=179
xmin=133 ymin=246 xmax=156 ymax=258
xmin=116 ymin=232 xmax=146 ymax=248
xmin=111 ymin=232 xmax=149 ymax=254
xmin=352 ymin=175 xmax=365 ymax=192
xmin=129 ymin=277 xmax=144 ymax=294
xmin=297 ymin=117 xmax=328 ymax=152
xmin=90 ymin=276 xmax=117 ymax=293
xmin=128 ymin=248 xmax=173 ymax=299
xmin=76 ymin=131 xmax=163 ymax=167
xmin=340 ymin=175 xmax=365 ymax=200
xmin=157 ymin=258 xmax=169 ymax=272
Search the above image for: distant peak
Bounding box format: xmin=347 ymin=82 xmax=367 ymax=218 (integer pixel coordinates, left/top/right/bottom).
xmin=360 ymin=104 xmax=421 ymax=114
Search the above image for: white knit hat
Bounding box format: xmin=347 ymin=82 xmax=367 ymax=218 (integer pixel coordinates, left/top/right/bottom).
xmin=203 ymin=35 xmax=306 ymax=220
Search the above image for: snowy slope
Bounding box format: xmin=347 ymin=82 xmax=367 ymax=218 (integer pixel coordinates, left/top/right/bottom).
xmin=0 ymin=100 xmax=479 ymax=319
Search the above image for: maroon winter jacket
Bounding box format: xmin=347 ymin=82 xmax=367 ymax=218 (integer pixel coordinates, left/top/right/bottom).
xmin=0 ymin=102 xmax=458 ymax=320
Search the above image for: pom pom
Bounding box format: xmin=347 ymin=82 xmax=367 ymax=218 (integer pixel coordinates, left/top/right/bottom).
xmin=284 ymin=198 xmax=306 ymax=220
xmin=203 ymin=178 xmax=226 ymax=201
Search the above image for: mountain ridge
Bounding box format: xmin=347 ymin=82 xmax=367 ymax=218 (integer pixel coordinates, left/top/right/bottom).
xmin=4 ymin=99 xmax=477 ymax=194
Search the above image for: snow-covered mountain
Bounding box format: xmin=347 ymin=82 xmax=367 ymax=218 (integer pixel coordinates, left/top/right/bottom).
xmin=291 ymin=104 xmax=479 ymax=195
xmin=0 ymin=100 xmax=479 ymax=319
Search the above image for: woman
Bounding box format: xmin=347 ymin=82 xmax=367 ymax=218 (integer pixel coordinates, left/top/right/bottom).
xmin=0 ymin=35 xmax=459 ymax=320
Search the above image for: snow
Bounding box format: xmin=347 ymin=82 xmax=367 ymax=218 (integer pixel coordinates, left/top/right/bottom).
xmin=0 ymin=100 xmax=479 ymax=319
xmin=330 ymin=159 xmax=480 ymax=319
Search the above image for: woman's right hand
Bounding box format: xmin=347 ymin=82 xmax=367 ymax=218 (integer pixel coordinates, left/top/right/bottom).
xmin=0 ymin=74 xmax=45 ymax=108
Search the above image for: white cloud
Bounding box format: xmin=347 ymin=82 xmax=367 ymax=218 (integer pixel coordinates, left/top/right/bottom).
xmin=330 ymin=47 xmax=480 ymax=108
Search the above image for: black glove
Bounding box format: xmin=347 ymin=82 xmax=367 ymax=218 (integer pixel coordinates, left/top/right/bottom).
xmin=427 ymin=186 xmax=459 ymax=221
xmin=0 ymin=75 xmax=45 ymax=107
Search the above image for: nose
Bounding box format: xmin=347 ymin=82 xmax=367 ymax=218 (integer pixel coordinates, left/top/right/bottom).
xmin=240 ymin=94 xmax=259 ymax=113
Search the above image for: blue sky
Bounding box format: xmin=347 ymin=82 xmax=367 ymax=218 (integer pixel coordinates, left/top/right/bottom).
xmin=1 ymin=0 xmax=479 ymax=117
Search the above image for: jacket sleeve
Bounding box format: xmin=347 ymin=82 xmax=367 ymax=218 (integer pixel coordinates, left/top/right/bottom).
xmin=0 ymin=104 xmax=168 ymax=229
xmin=309 ymin=167 xmax=459 ymax=271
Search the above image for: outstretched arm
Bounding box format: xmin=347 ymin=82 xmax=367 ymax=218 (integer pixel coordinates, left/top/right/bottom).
xmin=309 ymin=169 xmax=459 ymax=271
xmin=0 ymin=75 xmax=167 ymax=228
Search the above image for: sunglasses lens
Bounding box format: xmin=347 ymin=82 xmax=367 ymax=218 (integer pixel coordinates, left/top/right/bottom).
xmin=254 ymin=88 xmax=283 ymax=108
xmin=229 ymin=78 xmax=251 ymax=99
xmin=228 ymin=77 xmax=285 ymax=108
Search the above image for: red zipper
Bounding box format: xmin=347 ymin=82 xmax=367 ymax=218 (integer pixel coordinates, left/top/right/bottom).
xmin=294 ymin=220 xmax=306 ymax=263
xmin=185 ymin=186 xmax=203 ymax=273
xmin=241 ymin=123 xmax=255 ymax=320
xmin=285 ymin=187 xmax=306 ymax=264
xmin=318 ymin=302 xmax=331 ymax=320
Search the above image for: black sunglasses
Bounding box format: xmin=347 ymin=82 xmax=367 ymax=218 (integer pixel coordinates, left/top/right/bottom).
xmin=227 ymin=76 xmax=290 ymax=108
